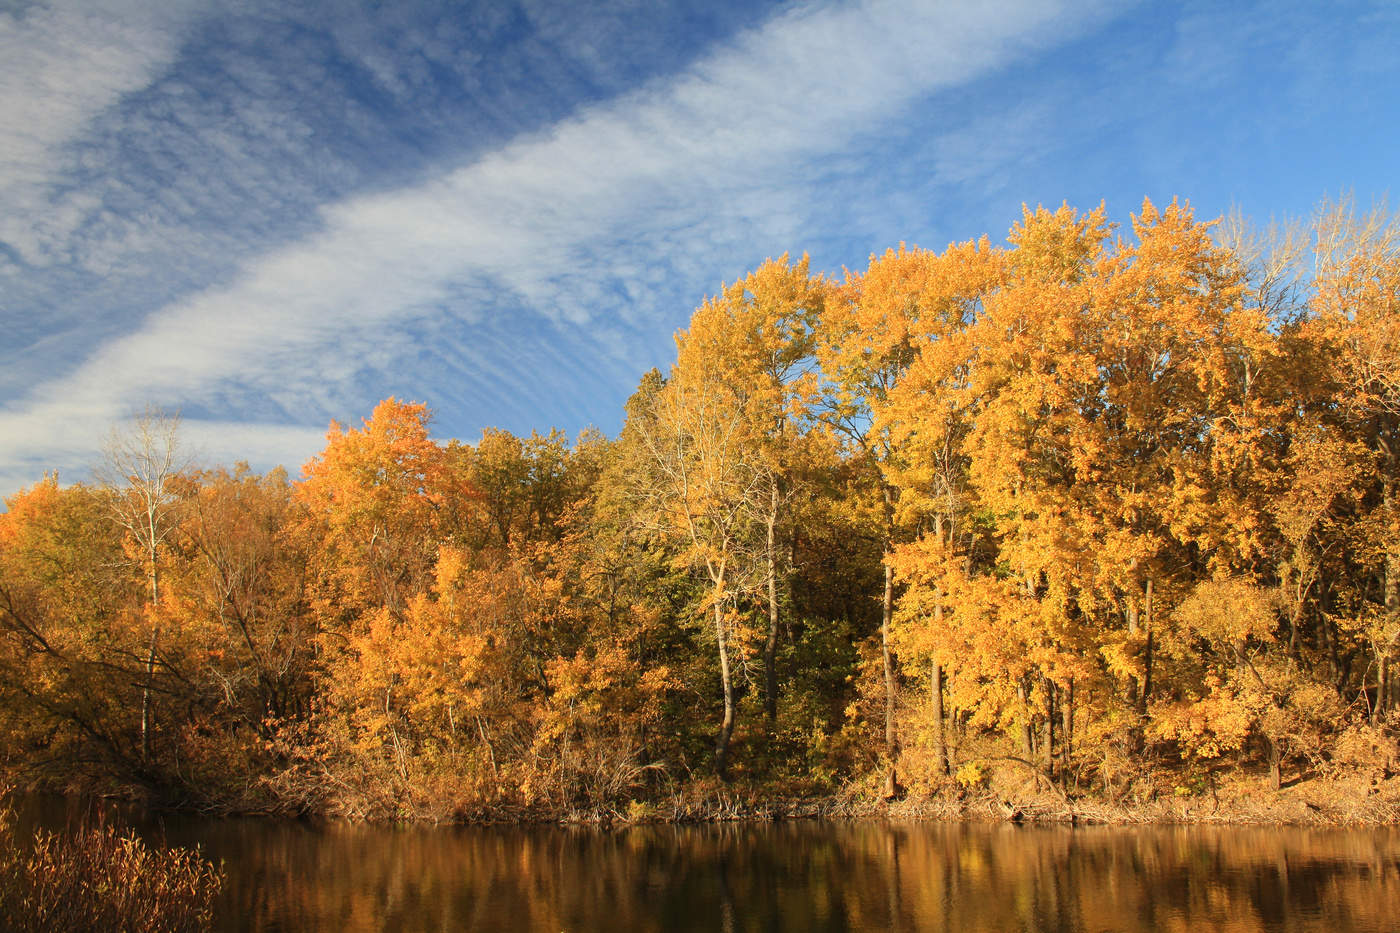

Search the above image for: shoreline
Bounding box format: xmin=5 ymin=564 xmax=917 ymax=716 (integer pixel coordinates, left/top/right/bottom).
xmin=13 ymin=765 xmax=1400 ymax=830
xmin=104 ymin=788 xmax=1400 ymax=832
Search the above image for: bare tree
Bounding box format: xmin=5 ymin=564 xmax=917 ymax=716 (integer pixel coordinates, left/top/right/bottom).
xmin=98 ymin=406 xmax=186 ymax=762
xmin=1218 ymin=206 xmax=1309 ymax=322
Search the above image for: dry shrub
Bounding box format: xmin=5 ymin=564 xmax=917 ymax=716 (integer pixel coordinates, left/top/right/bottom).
xmin=0 ymin=796 xmax=222 ymax=933
xmin=1329 ymin=720 xmax=1399 ymax=778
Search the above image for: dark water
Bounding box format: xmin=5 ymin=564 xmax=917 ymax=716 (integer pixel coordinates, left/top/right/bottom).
xmin=15 ymin=801 xmax=1400 ymax=931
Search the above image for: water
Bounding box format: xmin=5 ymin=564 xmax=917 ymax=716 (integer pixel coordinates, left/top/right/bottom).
xmin=15 ymin=803 xmax=1400 ymax=931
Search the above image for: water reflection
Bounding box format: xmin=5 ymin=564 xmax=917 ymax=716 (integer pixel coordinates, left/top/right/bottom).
xmin=20 ymin=803 xmax=1400 ymax=932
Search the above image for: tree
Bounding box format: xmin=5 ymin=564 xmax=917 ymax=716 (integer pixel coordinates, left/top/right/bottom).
xmin=98 ymin=406 xmax=186 ymax=763
xmin=630 ymin=368 xmax=765 ymax=779
xmin=297 ymin=398 xmax=453 ymax=621
xmin=816 ymin=241 xmax=996 ymax=793
xmin=176 ymin=465 xmax=313 ymax=731
xmin=0 ymin=478 xmax=142 ymax=779
xmin=673 ymin=255 xmax=825 ymax=726
xmin=876 ymin=236 xmax=1003 ymax=779
xmin=1305 ymin=197 xmax=1400 ymax=719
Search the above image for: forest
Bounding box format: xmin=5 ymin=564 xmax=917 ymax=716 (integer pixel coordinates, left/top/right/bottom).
xmin=2 ymin=197 xmax=1399 ymax=822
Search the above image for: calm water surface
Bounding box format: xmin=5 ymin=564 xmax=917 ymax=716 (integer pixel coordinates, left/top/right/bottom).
xmin=20 ymin=802 xmax=1400 ymax=932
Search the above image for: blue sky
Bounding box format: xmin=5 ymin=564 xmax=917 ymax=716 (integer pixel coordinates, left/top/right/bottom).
xmin=1 ymin=0 xmax=1397 ymax=495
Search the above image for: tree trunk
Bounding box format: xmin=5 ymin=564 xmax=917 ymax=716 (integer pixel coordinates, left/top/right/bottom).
xmin=1382 ymin=472 xmax=1398 ymax=722
xmin=140 ymin=553 xmax=158 ymax=763
xmin=476 ymin=715 xmax=499 ymax=782
xmin=1378 ymin=652 xmax=1391 ymax=724
xmin=931 ymin=657 xmax=947 ymax=777
xmin=1321 ymin=614 xmax=1345 ymax=693
xmin=763 ymin=483 xmax=780 ymax=725
xmin=140 ymin=631 xmax=157 ymax=763
xmin=1060 ymin=677 xmax=1074 ymax=785
xmin=931 ymin=516 xmax=948 ymax=776
xmin=1125 ymin=598 xmax=1140 ymax=712
xmin=386 ymin=683 xmax=409 ymax=783
xmin=881 ymin=560 xmax=899 ymax=796
xmin=1044 ymin=678 xmax=1056 ymax=778
xmin=714 ymin=597 xmax=736 ymax=781
xmin=1017 ymin=679 xmax=1033 ymax=759
xmin=1387 ymin=474 xmax=1399 ymax=620
xmin=880 ymin=484 xmax=899 ymax=797
xmin=1143 ymin=577 xmax=1154 ymax=713
xmin=1285 ymin=570 xmax=1302 ymax=663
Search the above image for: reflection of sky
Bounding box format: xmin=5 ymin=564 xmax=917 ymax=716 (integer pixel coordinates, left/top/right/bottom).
xmin=2 ymin=0 xmax=1398 ymax=493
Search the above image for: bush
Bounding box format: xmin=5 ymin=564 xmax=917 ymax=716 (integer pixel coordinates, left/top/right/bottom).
xmin=0 ymin=797 xmax=222 ymax=933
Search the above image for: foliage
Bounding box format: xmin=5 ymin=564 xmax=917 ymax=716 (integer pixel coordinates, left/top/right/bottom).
xmin=3 ymin=198 xmax=1400 ymax=817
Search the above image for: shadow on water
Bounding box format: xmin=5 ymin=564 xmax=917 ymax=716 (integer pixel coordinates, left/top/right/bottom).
xmin=13 ymin=799 xmax=1400 ymax=932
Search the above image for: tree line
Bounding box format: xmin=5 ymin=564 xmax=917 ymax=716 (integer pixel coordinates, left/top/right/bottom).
xmin=2 ymin=197 xmax=1397 ymax=818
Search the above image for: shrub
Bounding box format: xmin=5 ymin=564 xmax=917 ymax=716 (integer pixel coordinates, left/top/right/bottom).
xmin=954 ymin=761 xmax=987 ymax=789
xmin=0 ymin=797 xmax=222 ymax=933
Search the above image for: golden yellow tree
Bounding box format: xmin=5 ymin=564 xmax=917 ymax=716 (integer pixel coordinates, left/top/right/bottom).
xmin=673 ymin=254 xmax=825 ymax=726
xmin=816 ymin=242 xmax=997 ymax=793
xmin=1306 ymin=198 xmax=1400 ymax=720
xmin=297 ymin=398 xmax=452 ymax=621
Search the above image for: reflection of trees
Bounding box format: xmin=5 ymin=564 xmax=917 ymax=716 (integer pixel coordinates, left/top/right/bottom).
xmin=143 ymin=817 xmax=1400 ymax=932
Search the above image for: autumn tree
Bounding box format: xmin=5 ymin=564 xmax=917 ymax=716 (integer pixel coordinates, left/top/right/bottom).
xmin=174 ymin=465 xmax=313 ymax=730
xmin=816 ymin=241 xmax=997 ymax=792
xmin=451 ymin=427 xmax=603 ymax=554
xmin=98 ymin=407 xmax=186 ymax=762
xmin=297 ymin=398 xmax=454 ymax=621
xmin=0 ymin=478 xmax=143 ymax=780
xmin=876 ymin=237 xmax=1003 ymax=779
xmin=628 ymin=362 xmax=768 ymax=779
xmin=673 ymin=255 xmax=825 ymax=727
xmin=1305 ymin=197 xmax=1400 ymax=721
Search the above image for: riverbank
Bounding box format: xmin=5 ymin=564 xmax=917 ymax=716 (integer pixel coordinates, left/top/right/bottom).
xmin=873 ymin=770 xmax=1400 ymax=828
xmin=11 ymin=759 xmax=1400 ymax=829
xmin=518 ymin=767 xmax=1400 ymax=829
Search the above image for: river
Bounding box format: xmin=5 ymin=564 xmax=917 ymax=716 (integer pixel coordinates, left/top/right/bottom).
xmin=15 ymin=802 xmax=1400 ymax=931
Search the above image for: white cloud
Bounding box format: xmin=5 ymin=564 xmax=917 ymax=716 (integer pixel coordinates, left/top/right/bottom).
xmin=0 ymin=0 xmax=1123 ymax=488
xmin=176 ymin=419 xmax=332 ymax=476
xmin=0 ymin=416 xmax=328 ymax=501
xmin=0 ymin=0 xmax=200 ymax=266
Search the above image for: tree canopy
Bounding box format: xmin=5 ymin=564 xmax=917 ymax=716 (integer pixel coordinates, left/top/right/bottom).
xmin=3 ymin=198 xmax=1399 ymax=818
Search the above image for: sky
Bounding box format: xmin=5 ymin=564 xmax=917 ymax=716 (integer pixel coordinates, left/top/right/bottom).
xmin=1 ymin=0 xmax=1398 ymax=496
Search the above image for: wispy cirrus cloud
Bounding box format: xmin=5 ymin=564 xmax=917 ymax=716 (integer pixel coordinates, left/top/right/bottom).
xmin=37 ymin=0 xmax=1400 ymax=503
xmin=0 ymin=0 xmax=202 ymax=268
xmin=2 ymin=1 xmax=783 ymax=399
xmin=0 ymin=0 xmax=1126 ymax=494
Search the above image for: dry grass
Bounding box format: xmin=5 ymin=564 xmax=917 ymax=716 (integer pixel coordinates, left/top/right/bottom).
xmin=856 ymin=762 xmax=1400 ymax=828
xmin=0 ymin=796 xmax=222 ymax=933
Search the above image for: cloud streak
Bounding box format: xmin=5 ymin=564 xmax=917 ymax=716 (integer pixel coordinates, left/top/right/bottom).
xmin=0 ymin=0 xmax=199 ymax=266
xmin=1 ymin=0 xmax=1122 ymax=492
